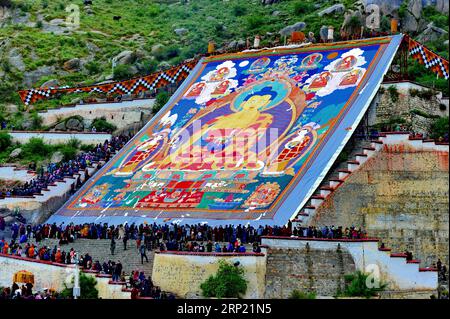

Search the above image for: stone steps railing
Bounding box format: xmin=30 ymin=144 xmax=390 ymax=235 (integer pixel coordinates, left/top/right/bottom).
xmin=291 ymin=132 xmax=449 ymax=226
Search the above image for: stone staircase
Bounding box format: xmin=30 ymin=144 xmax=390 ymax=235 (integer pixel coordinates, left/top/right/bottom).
xmin=291 ymin=132 xmax=449 ymax=227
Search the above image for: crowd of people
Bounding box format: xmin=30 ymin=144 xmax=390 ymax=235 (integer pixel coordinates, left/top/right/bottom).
xmin=128 ymin=270 xmax=175 ymax=299
xmin=292 ymin=225 xmax=368 ymax=240
xmin=0 ymin=283 xmax=64 ymax=300
xmin=0 ymin=135 xmax=131 ymax=199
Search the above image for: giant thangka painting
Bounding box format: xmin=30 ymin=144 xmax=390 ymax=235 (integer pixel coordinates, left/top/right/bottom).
xmin=50 ymin=36 xmax=403 ymax=226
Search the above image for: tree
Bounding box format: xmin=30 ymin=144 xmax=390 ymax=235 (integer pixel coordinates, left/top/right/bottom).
xmin=0 ymin=132 xmax=12 ymax=152
xmin=91 ymin=117 xmax=117 ymax=133
xmin=60 ymin=273 xmax=99 ymax=299
xmin=430 ymin=116 xmax=449 ymax=140
xmin=342 ymin=271 xmax=386 ymax=298
xmin=200 ymin=260 xmax=248 ymax=299
xmin=153 ymin=91 xmax=170 ymax=115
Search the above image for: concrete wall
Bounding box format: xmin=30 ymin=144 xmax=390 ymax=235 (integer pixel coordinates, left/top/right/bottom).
xmin=151 ymin=252 xmax=267 ymax=299
xmin=309 ymin=149 xmax=449 ymax=266
xmin=262 ymin=238 xmax=438 ymax=292
xmin=10 ymin=131 xmax=112 ymax=146
xmin=0 ymin=254 xmax=130 ymax=299
xmin=0 ymin=167 xmax=36 ymax=182
xmin=38 ymin=99 xmax=154 ymax=131
xmin=264 ymin=245 xmax=355 ymax=298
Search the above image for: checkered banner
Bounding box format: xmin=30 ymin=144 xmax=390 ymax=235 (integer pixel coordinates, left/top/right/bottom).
xmin=409 ymin=38 xmax=449 ymax=80
xmin=18 ymin=60 xmax=199 ymax=106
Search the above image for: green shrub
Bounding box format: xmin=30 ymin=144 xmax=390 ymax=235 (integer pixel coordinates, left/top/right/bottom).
xmin=152 ymin=91 xmax=170 ymax=115
xmin=410 ymin=109 xmax=439 ymax=119
xmin=22 ymin=137 xmax=51 ymax=158
xmin=58 ymin=145 xmax=78 ymax=162
xmin=342 ymin=271 xmax=386 ymax=298
xmin=113 ymin=64 xmax=134 ymax=80
xmin=387 ymin=85 xmax=399 ymax=103
xmin=289 ymin=289 xmax=316 ymax=299
xmin=430 ymin=116 xmax=449 ymax=140
xmin=60 ymin=273 xmax=99 ymax=299
xmin=294 ymin=2 xmax=313 ymax=15
xmin=200 ymin=260 xmax=247 ymax=299
xmin=84 ymin=61 xmax=101 ymax=75
xmin=233 ymin=5 xmax=247 ymax=16
xmin=0 ymin=132 xmax=12 ymax=152
xmin=246 ymin=15 xmax=265 ymax=32
xmin=91 ymin=117 xmax=117 ymax=133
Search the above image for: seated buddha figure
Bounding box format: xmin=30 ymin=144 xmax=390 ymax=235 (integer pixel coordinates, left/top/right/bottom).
xmin=335 ymin=55 xmax=356 ymax=72
xmin=308 ymin=71 xmax=332 ymax=90
xmin=209 ymin=67 xmax=229 ymax=82
xmin=211 ymin=80 xmax=230 ymax=97
xmin=144 ymin=93 xmax=275 ymax=172
xmin=110 ymin=130 xmax=168 ymax=176
xmin=339 ymin=69 xmax=361 ymax=86
xmin=185 ymin=82 xmax=206 ymax=98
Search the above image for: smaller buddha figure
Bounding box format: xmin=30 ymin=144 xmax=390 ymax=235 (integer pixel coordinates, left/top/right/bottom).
xmin=209 ymin=67 xmax=230 ymax=82
xmin=211 ymin=80 xmax=230 ymax=97
xmin=308 ymin=71 xmax=332 ymax=90
xmin=245 ymin=57 xmax=270 ymax=74
xmin=334 ymin=55 xmax=356 ymax=72
xmin=111 ymin=130 xmax=168 ymax=176
xmin=339 ymin=69 xmax=361 ymax=86
xmin=299 ymin=53 xmax=323 ymax=70
xmin=186 ymin=82 xmax=206 ymax=98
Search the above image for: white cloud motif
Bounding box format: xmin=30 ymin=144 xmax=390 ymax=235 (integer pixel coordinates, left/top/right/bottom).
xmin=305 ymin=48 xmax=367 ymax=97
xmin=185 ymin=61 xmax=238 ymax=105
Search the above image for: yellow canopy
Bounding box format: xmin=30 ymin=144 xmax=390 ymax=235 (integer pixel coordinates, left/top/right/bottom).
xmin=13 ymin=270 xmax=34 ymax=284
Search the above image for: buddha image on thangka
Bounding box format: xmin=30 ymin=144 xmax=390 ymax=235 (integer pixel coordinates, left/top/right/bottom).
xmin=142 ymin=78 xmax=306 ymax=173
xmin=71 ymin=44 xmax=379 ymax=215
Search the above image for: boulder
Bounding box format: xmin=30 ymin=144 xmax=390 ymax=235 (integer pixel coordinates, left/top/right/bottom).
xmin=279 ymin=22 xmax=306 ymax=37
xmin=236 ymin=39 xmax=246 ymax=49
xmin=40 ymin=79 xmax=58 ymax=88
xmin=151 ymin=44 xmax=164 ymax=54
xmin=403 ymin=0 xmax=422 ymax=32
xmin=49 ymin=18 xmax=65 ymax=25
xmin=227 ymin=40 xmax=237 ymax=50
xmin=63 ymin=58 xmax=81 ymax=71
xmin=54 ymin=122 xmax=66 ymax=131
xmin=272 ymin=11 xmax=281 ymax=16
xmin=8 ymin=48 xmax=25 ymax=72
xmin=65 ymin=118 xmax=84 ymax=131
xmin=174 ymin=28 xmax=188 ymax=36
xmin=50 ymin=151 xmax=64 ymax=163
xmin=113 ymin=50 xmax=137 ymax=65
xmin=319 ymin=26 xmax=329 ymax=42
xmin=318 ymin=4 xmax=345 ymax=17
xmin=417 ymin=22 xmax=448 ymax=43
xmin=23 ymin=66 xmax=55 ymax=87
xmin=10 ymin=148 xmax=22 ymax=158
xmin=435 ymin=0 xmax=449 ymax=13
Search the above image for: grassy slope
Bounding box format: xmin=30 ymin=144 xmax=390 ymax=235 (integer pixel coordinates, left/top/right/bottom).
xmin=0 ymin=0 xmax=448 ymax=110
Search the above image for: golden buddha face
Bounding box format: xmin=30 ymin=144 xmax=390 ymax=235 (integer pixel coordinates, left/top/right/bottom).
xmin=241 ymin=94 xmax=272 ymax=111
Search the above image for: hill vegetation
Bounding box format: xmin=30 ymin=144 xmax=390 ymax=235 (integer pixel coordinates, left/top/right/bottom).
xmin=0 ymin=0 xmax=448 ymax=119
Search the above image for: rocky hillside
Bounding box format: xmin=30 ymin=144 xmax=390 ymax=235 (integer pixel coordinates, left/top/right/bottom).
xmin=0 ymin=0 xmax=448 ymax=123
